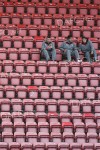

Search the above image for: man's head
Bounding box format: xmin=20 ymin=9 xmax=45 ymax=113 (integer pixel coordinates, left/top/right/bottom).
xmin=82 ymin=36 xmax=88 ymax=43
xmin=45 ymin=37 xmax=51 ymax=44
xmin=66 ymin=35 xmax=73 ymax=43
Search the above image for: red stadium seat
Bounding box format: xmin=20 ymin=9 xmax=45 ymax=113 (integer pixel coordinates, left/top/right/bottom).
xmin=87 ymin=133 xmax=98 ymax=144
xmin=92 ymin=27 xmax=100 ymax=38
xmin=39 ymin=25 xmax=49 ymax=37
xmin=58 ymin=3 xmax=67 ymax=15
xmin=46 ymin=142 xmax=58 ymax=150
xmin=36 ymin=112 xmax=47 ymax=122
xmin=32 ymin=73 xmax=43 ymax=86
xmin=15 ymin=2 xmax=25 ymax=14
xmin=43 ymin=14 xmax=52 ymax=25
xmin=75 ymin=132 xmax=86 ymax=144
xmin=89 ymin=4 xmax=99 ymax=16
xmin=68 ymin=4 xmax=78 ymax=15
xmin=26 ymin=132 xmax=38 ymax=143
xmin=21 ymin=73 xmax=31 ymax=86
xmin=88 ymin=74 xmax=99 ymax=87
xmin=55 ymin=74 xmax=65 ymax=86
xmin=11 ymin=99 xmax=22 ymax=112
xmin=48 ymin=112 xmax=59 ymax=123
xmin=9 ymin=142 xmax=20 ymax=150
xmin=82 ymin=26 xmax=92 ymax=38
xmin=51 ymin=132 xmax=62 ymax=143
xmin=78 ymin=74 xmax=88 ymax=87
xmin=34 ymin=36 xmax=44 ymax=49
xmin=66 ymin=74 xmax=77 ymax=86
xmin=2 ymin=132 xmax=13 ymax=143
xmin=62 ymin=86 xmax=73 ymax=99
xmin=58 ymin=142 xmax=69 ymax=150
xmin=74 ymin=122 xmax=85 ymax=133
xmin=23 ymin=99 xmax=34 ymax=112
xmin=78 ymin=4 xmax=88 ymax=15
xmin=48 ymin=61 xmax=58 ymax=73
xmin=1 ymin=36 xmax=12 ymax=48
xmin=63 ymin=132 xmax=74 ymax=144
xmin=14 ymin=132 xmax=25 ymax=144
xmin=28 ymin=86 xmax=38 ymax=99
xmin=0 ymin=13 xmax=10 ymax=25
xmin=16 ymin=86 xmax=27 ymax=99
xmin=70 ymin=62 xmax=81 ymax=74
xmin=59 ymin=61 xmax=69 ymax=74
xmin=12 ymin=112 xmax=23 ymax=123
xmin=38 ymin=132 xmax=50 ymax=143
xmin=70 ymin=100 xmax=80 ymax=113
xmin=2 ymin=121 xmax=13 ymax=133
xmin=74 ymin=87 xmax=84 ymax=99
xmin=82 ymin=143 xmax=94 ymax=150
xmin=8 ymin=48 xmax=18 ymax=60
xmin=0 ymin=99 xmax=11 ymax=112
xmin=83 ymin=113 xmax=95 ymax=123
xmin=22 ymin=14 xmax=32 ymax=25
xmin=72 ymin=113 xmax=82 ymax=124
xmin=38 ymin=122 xmax=49 ymax=133
xmin=47 ymin=3 xmax=57 ymax=14
xmin=46 ymin=99 xmax=57 ymax=112
xmin=75 ymin=15 xmax=85 ymax=26
xmin=13 ymin=36 xmax=23 ymax=48
xmin=96 ymin=15 xmax=100 ymax=27
xmin=35 ymin=99 xmax=46 ymax=112
xmin=60 ymin=113 xmax=71 ymax=123
xmin=60 ymin=26 xmax=71 ymax=37
xmin=34 ymin=142 xmax=45 ymax=150
xmin=14 ymin=122 xmax=25 ymax=133
xmin=81 ymin=62 xmax=92 ymax=74
xmin=30 ymin=49 xmax=40 ymax=61
xmin=26 ymin=2 xmax=35 ymax=14
xmin=50 ymin=25 xmax=59 ymax=37
xmin=21 ymin=142 xmax=33 ymax=150
xmin=0 ymin=73 xmax=8 ymax=85
xmin=23 ymin=36 xmax=33 ymax=49
xmin=58 ymin=100 xmax=69 ymax=113
xmin=3 ymin=60 xmax=13 ymax=73
xmin=43 ymin=73 xmax=54 ymax=86
xmin=11 ymin=13 xmax=21 ymax=25
xmin=53 ymin=14 xmax=63 ymax=26
xmin=62 ymin=122 xmax=73 ymax=133
xmin=85 ymin=87 xmax=96 ymax=99
xmin=51 ymin=86 xmax=61 ymax=99
xmin=19 ymin=48 xmax=29 ymax=61
xmin=10 ymin=73 xmax=20 ymax=86
xmin=14 ymin=60 xmax=25 ymax=73
xmin=24 ymin=112 xmax=36 ymax=123
xmin=36 ymin=3 xmax=46 ymax=14
xmin=5 ymin=86 xmax=15 ymax=99
xmin=86 ymin=15 xmax=95 ymax=27
xmin=93 ymin=100 xmax=100 ymax=113
xmin=32 ymin=14 xmax=42 ymax=25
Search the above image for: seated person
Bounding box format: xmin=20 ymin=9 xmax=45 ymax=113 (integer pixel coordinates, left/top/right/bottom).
xmin=79 ymin=36 xmax=98 ymax=62
xmin=60 ymin=35 xmax=81 ymax=62
xmin=41 ymin=37 xmax=56 ymax=61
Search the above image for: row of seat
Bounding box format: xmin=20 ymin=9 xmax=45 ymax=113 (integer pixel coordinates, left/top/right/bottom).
xmin=0 ymin=85 xmax=99 ymax=99
xmin=0 ymin=142 xmax=100 ymax=150
xmin=0 ymin=36 xmax=99 ymax=50
xmin=1 ymin=131 xmax=100 ymax=144
xmin=0 ymin=73 xmax=100 ymax=87
xmin=0 ymin=60 xmax=100 ymax=74
xmin=0 ymin=98 xmax=100 ymax=113
xmin=0 ymin=3 xmax=100 ymax=15
xmin=0 ymin=25 xmax=100 ymax=39
xmin=0 ymin=13 xmax=100 ymax=26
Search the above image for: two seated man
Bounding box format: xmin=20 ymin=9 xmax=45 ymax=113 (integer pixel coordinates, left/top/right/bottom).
xmin=41 ymin=35 xmax=98 ymax=63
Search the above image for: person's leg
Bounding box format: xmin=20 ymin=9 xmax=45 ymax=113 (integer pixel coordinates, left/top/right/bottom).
xmin=73 ymin=50 xmax=81 ymax=61
xmin=93 ymin=49 xmax=97 ymax=61
xmin=66 ymin=49 xmax=71 ymax=62
xmin=42 ymin=49 xmax=50 ymax=61
xmin=51 ymin=49 xmax=56 ymax=61
xmin=85 ymin=51 xmax=91 ymax=62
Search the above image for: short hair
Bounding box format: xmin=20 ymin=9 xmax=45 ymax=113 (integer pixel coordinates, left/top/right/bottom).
xmin=66 ymin=35 xmax=72 ymax=39
xmin=81 ymin=36 xmax=88 ymax=40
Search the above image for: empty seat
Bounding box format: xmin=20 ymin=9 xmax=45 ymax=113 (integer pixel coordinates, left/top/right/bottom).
xmin=58 ymin=3 xmax=67 ymax=15
xmin=17 ymin=24 xmax=27 ymax=37
xmin=93 ymin=100 xmax=100 ymax=113
xmin=36 ymin=3 xmax=46 ymax=14
xmin=30 ymin=49 xmax=40 ymax=61
xmin=59 ymin=61 xmax=69 ymax=73
xmin=1 ymin=36 xmax=12 ymax=48
xmin=2 ymin=121 xmax=13 ymax=133
xmin=0 ymin=13 xmax=10 ymax=25
xmin=81 ymin=100 xmax=92 ymax=113
xmin=44 ymin=74 xmax=54 ymax=86
xmin=32 ymin=14 xmax=42 ymax=26
xmin=39 ymin=25 xmax=49 ymax=37
xmin=37 ymin=61 xmax=47 ymax=74
xmin=14 ymin=60 xmax=25 ymax=73
xmin=11 ymin=13 xmax=21 ymax=25
xmin=12 ymin=36 xmax=23 ymax=49
xmin=48 ymin=61 xmax=58 ymax=73
xmin=88 ymin=74 xmax=99 ymax=87
xmin=9 ymin=142 xmax=20 ymax=150
xmin=63 ymin=132 xmax=74 ymax=144
xmin=10 ymin=73 xmax=20 ymax=86
xmin=1 ymin=112 xmax=12 ymax=122
xmin=11 ymin=99 xmax=22 ymax=112
xmin=32 ymin=73 xmax=43 ymax=86
xmin=78 ymin=4 xmax=88 ymax=15
xmin=94 ymin=143 xmax=100 ymax=150
xmin=47 ymin=3 xmax=57 ymax=14
xmin=70 ymin=100 xmax=80 ymax=113
xmin=96 ymin=15 xmax=100 ymax=27
xmin=74 ymin=122 xmax=85 ymax=133
xmin=92 ymin=62 xmax=100 ymax=74
xmin=89 ymin=4 xmax=99 ymax=16
xmin=0 ymin=73 xmax=9 ymax=85
xmin=38 ymin=132 xmax=50 ymax=143
xmin=50 ymin=122 xmax=61 ymax=133
xmin=68 ymin=4 xmax=78 ymax=15
xmin=51 ymin=132 xmax=62 ymax=143
xmin=21 ymin=142 xmax=33 ymax=150
xmin=23 ymin=36 xmax=33 ymax=49
xmin=46 ymin=99 xmax=57 ymax=112
xmin=23 ymin=99 xmax=34 ymax=112
xmin=28 ymin=86 xmax=38 ymax=99
xmin=26 ymin=2 xmax=35 ymax=14
xmin=62 ymin=122 xmax=73 ymax=133
xmin=3 ymin=60 xmax=13 ymax=73
xmin=81 ymin=62 xmax=92 ymax=74
xmin=74 ymin=87 xmax=84 ymax=99
xmin=28 ymin=25 xmax=38 ymax=37
xmin=0 ymin=99 xmax=11 ymax=112
xmin=48 ymin=112 xmax=59 ymax=123
xmin=58 ymin=142 xmax=69 ymax=150
xmin=21 ymin=73 xmax=31 ymax=86
xmin=71 ymin=26 xmax=81 ymax=38
xmin=46 ymin=142 xmax=58 ymax=150
xmin=60 ymin=113 xmax=71 ymax=123
xmin=60 ymin=26 xmax=71 ymax=37
xmin=8 ymin=48 xmax=18 ymax=60
xmin=82 ymin=26 xmax=92 ymax=38
xmin=78 ymin=74 xmax=88 ymax=87
xmin=75 ymin=15 xmax=85 ymax=26
xmin=0 ymin=142 xmax=8 ymax=150
xmin=22 ymin=14 xmax=32 ymax=25
xmin=0 ymin=25 xmax=5 ymax=36
xmin=70 ymin=143 xmax=82 ymax=150
xmin=19 ymin=48 xmax=29 ymax=61
xmin=39 ymin=86 xmax=50 ymax=99
xmin=35 ymin=99 xmax=46 ymax=112
xmin=87 ymin=133 xmax=98 ymax=144
xmin=5 ymin=86 xmax=15 ymax=98
xmin=43 ymin=14 xmax=52 ymax=26
xmin=26 ymin=132 xmax=37 ymax=143
xmin=36 ymin=112 xmax=47 ymax=123
xmin=34 ymin=36 xmax=44 ymax=49
xmin=85 ymin=87 xmax=96 ymax=99
xmin=58 ymin=100 xmax=69 ymax=113
xmin=55 ymin=74 xmax=65 ymax=86
xmin=6 ymin=24 xmax=16 ymax=37
xmin=14 ymin=132 xmax=25 ymax=144
xmin=83 ymin=113 xmax=95 ymax=124
xmin=75 ymin=132 xmax=86 ymax=144
xmin=70 ymin=62 xmax=81 ymax=74
xmin=12 ymin=112 xmax=23 ymax=123
xmin=86 ymin=122 xmax=97 ymax=133
xmin=24 ymin=112 xmax=36 ymax=123
xmin=14 ymin=122 xmax=25 ymax=133
xmin=38 ymin=122 xmax=49 ymax=133
xmin=50 ymin=25 xmax=59 ymax=37
xmin=15 ymin=2 xmax=25 ymax=14
xmin=66 ymin=74 xmax=77 ymax=87
xmin=26 ymin=122 xmax=37 ymax=133
xmin=16 ymin=86 xmax=27 ymax=99
xmin=53 ymin=14 xmax=63 ymax=26
xmin=62 ymin=87 xmax=73 ymax=99
xmin=34 ymin=142 xmax=45 ymax=150
xmin=86 ymin=15 xmax=95 ymax=27
xmin=82 ymin=143 xmax=94 ymax=150
xmin=0 ymin=86 xmax=4 ymax=98
xmin=72 ymin=113 xmax=82 ymax=123
xmin=51 ymin=86 xmax=61 ymax=99
xmin=25 ymin=61 xmax=36 ymax=73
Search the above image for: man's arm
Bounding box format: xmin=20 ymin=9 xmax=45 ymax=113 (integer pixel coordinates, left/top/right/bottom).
xmin=59 ymin=42 xmax=65 ymax=51
xmin=41 ymin=42 xmax=46 ymax=50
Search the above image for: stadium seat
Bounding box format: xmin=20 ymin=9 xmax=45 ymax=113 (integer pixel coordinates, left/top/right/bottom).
xmin=88 ymin=74 xmax=99 ymax=87
xmin=32 ymin=14 xmax=42 ymax=26
xmin=43 ymin=14 xmax=52 ymax=25
xmin=1 ymin=112 xmax=12 ymax=122
xmin=24 ymin=112 xmax=36 ymax=123
xmin=14 ymin=122 xmax=25 ymax=133
xmin=15 ymin=2 xmax=25 ymax=14
xmin=71 ymin=26 xmax=81 ymax=38
xmin=70 ymin=143 xmax=82 ymax=150
xmin=83 ymin=113 xmax=95 ymax=123
xmin=81 ymin=62 xmax=92 ymax=74
xmin=63 ymin=132 xmax=74 ymax=144
xmin=23 ymin=36 xmax=33 ymax=49
xmin=48 ymin=112 xmax=59 ymax=123
xmin=16 ymin=86 xmax=27 ymax=99
xmin=0 ymin=99 xmax=11 ymax=112
xmin=78 ymin=74 xmax=88 ymax=87
xmin=53 ymin=14 xmax=63 ymax=26
xmin=58 ymin=100 xmax=69 ymax=113
xmin=89 ymin=4 xmax=99 ymax=16
xmin=59 ymin=61 xmax=69 ymax=74
xmin=19 ymin=48 xmax=29 ymax=61
xmin=22 ymin=14 xmax=32 ymax=25
xmin=92 ymin=62 xmax=100 ymax=74
xmin=46 ymin=99 xmax=57 ymax=112
xmin=87 ymin=133 xmax=98 ymax=144
xmin=50 ymin=25 xmax=59 ymax=37
xmin=81 ymin=100 xmax=92 ymax=113
xmin=62 ymin=122 xmax=73 ymax=133
xmin=3 ymin=60 xmax=13 ymax=73
xmin=12 ymin=36 xmax=23 ymax=49
xmin=32 ymin=73 xmax=43 ymax=86
xmin=36 ymin=112 xmax=47 ymax=122
xmin=82 ymin=26 xmax=92 ymax=38
xmin=66 ymin=74 xmax=77 ymax=86
xmin=47 ymin=3 xmax=57 ymax=14
xmin=38 ymin=122 xmax=49 ymax=133
xmin=75 ymin=132 xmax=86 ymax=144
xmin=46 ymin=142 xmax=58 ymax=150
xmin=51 ymin=132 xmax=62 ymax=143
xmin=60 ymin=113 xmax=71 ymax=123
xmin=2 ymin=132 xmax=13 ymax=143
xmin=8 ymin=48 xmax=18 ymax=60
xmin=86 ymin=122 xmax=97 ymax=133
xmin=55 ymin=74 xmax=65 ymax=86
xmin=2 ymin=121 xmax=13 ymax=133
xmin=58 ymin=142 xmax=69 ymax=150
xmin=26 ymin=2 xmax=35 ymax=14
xmin=1 ymin=36 xmax=12 ymax=48
xmin=96 ymin=15 xmax=100 ymax=27
xmin=74 ymin=122 xmax=85 ymax=133
xmin=34 ymin=36 xmax=44 ymax=49
xmin=39 ymin=25 xmax=49 ymax=37
xmin=28 ymin=25 xmax=38 ymax=37
xmin=17 ymin=24 xmax=27 ymax=37
xmin=50 ymin=122 xmax=61 ymax=133
xmin=85 ymin=87 xmax=96 ymax=99
xmin=14 ymin=132 xmax=25 ymax=144
xmin=10 ymin=73 xmax=20 ymax=86
xmin=36 ymin=3 xmax=46 ymax=14
xmin=9 ymin=142 xmax=21 ymax=150
xmin=6 ymin=24 xmax=16 ymax=36
xmin=82 ymin=143 xmax=94 ymax=150
xmin=21 ymin=142 xmax=33 ymax=150
xmin=86 ymin=15 xmax=95 ymax=27
xmin=34 ymin=142 xmax=45 ymax=150
xmin=43 ymin=74 xmax=54 ymax=86
xmin=74 ymin=87 xmax=84 ymax=99
xmin=25 ymin=61 xmax=36 ymax=73
xmin=48 ymin=61 xmax=58 ymax=73
xmin=26 ymin=132 xmax=38 ymax=143
xmin=92 ymin=27 xmax=100 ymax=38
xmin=0 ymin=73 xmax=9 ymax=85
xmin=21 ymin=73 xmax=32 ymax=86
xmin=35 ymin=99 xmax=46 ymax=112
xmin=0 ymin=25 xmax=5 ymax=36
xmin=11 ymin=99 xmax=22 ymax=112
xmin=72 ymin=113 xmax=82 ymax=123
xmin=70 ymin=62 xmax=81 ymax=74
xmin=0 ymin=86 xmax=3 ymax=98
xmin=75 ymin=15 xmax=85 ymax=26
xmin=5 ymin=86 xmax=15 ymax=99
xmin=78 ymin=4 xmax=88 ymax=15
xmin=23 ymin=99 xmax=34 ymax=112
xmin=51 ymin=86 xmax=61 ymax=99
xmin=62 ymin=86 xmax=73 ymax=99
xmin=0 ymin=13 xmax=10 ymax=25
xmin=70 ymin=100 xmax=80 ymax=113
xmin=30 ymin=49 xmax=40 ymax=61
xmin=12 ymin=112 xmax=23 ymax=123
xmin=94 ymin=143 xmax=100 ymax=150
xmin=14 ymin=60 xmax=25 ymax=73
xmin=38 ymin=132 xmax=50 ymax=143
xmin=11 ymin=13 xmax=21 ymax=25
xmin=60 ymin=26 xmax=71 ymax=37
xmin=58 ymin=3 xmax=67 ymax=15
xmin=93 ymin=100 xmax=100 ymax=113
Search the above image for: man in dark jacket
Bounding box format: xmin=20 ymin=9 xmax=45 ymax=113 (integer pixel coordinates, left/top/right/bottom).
xmin=60 ymin=35 xmax=81 ymax=62
xmin=41 ymin=37 xmax=56 ymax=61
xmin=79 ymin=36 xmax=98 ymax=62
